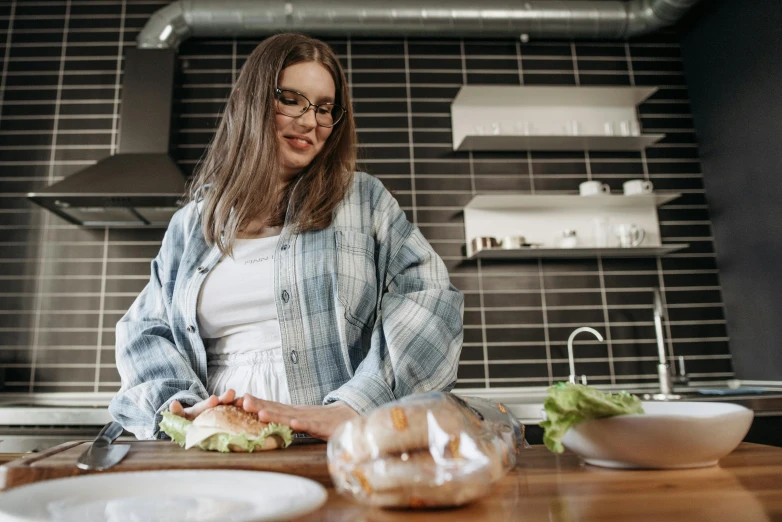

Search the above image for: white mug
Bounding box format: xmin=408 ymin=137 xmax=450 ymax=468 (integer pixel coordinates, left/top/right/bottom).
xmin=623 ymin=179 xmax=654 ymax=195
xmin=580 ymin=180 xmax=610 ymax=196
xmin=615 ymin=224 xmax=645 ymax=247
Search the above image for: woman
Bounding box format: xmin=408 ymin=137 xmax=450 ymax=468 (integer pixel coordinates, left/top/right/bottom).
xmin=109 ymin=33 xmax=464 ymax=441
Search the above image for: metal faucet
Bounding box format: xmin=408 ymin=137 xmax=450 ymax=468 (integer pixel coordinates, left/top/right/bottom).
xmin=567 ymin=327 xmax=604 ymax=385
xmin=651 ymin=288 xmax=680 ymax=400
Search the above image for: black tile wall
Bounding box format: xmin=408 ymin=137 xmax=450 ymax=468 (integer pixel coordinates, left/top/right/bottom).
xmin=0 ymin=1 xmax=732 ymax=393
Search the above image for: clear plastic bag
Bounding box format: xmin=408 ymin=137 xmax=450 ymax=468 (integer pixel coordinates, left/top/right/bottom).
xmin=327 ymin=392 xmax=527 ymax=508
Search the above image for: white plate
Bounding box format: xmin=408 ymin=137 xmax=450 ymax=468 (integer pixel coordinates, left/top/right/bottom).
xmin=0 ymin=470 xmax=328 ymax=522
xmin=562 ymin=401 xmax=754 ymax=469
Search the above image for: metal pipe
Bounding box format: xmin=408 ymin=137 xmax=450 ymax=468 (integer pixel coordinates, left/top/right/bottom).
xmin=137 ymin=0 xmax=702 ymax=50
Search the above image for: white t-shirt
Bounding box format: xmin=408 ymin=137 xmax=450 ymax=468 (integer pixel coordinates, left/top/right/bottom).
xmin=196 ymin=236 xmax=291 ymax=404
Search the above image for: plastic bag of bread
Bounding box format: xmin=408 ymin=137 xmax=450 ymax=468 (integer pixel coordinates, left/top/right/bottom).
xmin=327 ymin=392 xmax=526 ymax=509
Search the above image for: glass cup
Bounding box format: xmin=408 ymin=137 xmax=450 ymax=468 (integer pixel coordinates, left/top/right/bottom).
xmin=592 ymin=217 xmax=610 ymax=247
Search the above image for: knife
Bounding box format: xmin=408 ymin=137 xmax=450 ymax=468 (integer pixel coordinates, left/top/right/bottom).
xmin=76 ymin=421 xmax=130 ymax=471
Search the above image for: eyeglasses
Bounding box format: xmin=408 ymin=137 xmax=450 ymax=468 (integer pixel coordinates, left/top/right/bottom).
xmin=274 ymin=87 xmax=345 ymax=128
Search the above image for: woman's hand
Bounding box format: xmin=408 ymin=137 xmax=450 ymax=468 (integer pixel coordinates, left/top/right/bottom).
xmin=235 ymin=394 xmax=359 ymax=441
xmin=169 ymin=389 xmax=237 ymax=421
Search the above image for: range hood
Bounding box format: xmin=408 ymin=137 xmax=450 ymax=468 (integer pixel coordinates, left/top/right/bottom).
xmin=27 ymin=48 xmax=185 ymax=227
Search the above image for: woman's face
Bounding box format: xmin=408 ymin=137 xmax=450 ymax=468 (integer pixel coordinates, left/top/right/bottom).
xmin=275 ymin=61 xmax=336 ymax=180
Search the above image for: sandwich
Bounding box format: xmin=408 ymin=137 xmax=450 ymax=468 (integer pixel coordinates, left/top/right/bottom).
xmin=160 ymin=405 xmax=293 ymax=452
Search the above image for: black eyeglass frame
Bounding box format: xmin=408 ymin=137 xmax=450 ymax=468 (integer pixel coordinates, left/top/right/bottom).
xmin=274 ymin=87 xmax=345 ymax=128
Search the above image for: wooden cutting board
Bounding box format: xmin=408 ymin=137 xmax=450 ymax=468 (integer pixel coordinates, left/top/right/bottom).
xmin=0 ymin=439 xmax=330 ymax=491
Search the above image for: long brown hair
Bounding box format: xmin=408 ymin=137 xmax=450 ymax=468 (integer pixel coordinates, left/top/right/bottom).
xmin=188 ymin=33 xmax=357 ymax=254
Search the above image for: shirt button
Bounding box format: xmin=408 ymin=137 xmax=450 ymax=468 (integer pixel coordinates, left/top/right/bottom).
xmin=186 ymin=325 xmax=196 ymax=333
xmin=280 ymin=244 xmax=288 ymax=251
xmin=290 ymin=350 xmax=298 ymax=364
xmin=281 ymin=290 xmax=289 ymax=303
xmin=196 ymin=266 xmax=207 ymax=273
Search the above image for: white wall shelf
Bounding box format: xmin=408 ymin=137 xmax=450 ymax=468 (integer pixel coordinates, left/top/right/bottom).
xmin=466 ymin=194 xmax=681 ymax=210
xmin=451 ymin=86 xmax=664 ymax=152
xmin=471 ymin=245 xmax=690 ymax=260
xmin=457 ymin=134 xmax=665 ymax=152
xmin=463 ymin=193 xmax=687 ymax=259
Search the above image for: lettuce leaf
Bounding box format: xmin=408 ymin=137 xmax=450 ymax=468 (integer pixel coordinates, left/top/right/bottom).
xmin=198 ymin=423 xmax=294 ymax=453
xmin=539 ymin=382 xmax=644 ymax=454
xmin=158 ymin=410 xmax=293 ymax=452
xmin=159 ymin=410 xmax=191 ymax=446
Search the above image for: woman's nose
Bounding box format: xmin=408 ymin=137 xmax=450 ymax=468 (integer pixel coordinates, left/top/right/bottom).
xmin=296 ymin=106 xmax=318 ymax=128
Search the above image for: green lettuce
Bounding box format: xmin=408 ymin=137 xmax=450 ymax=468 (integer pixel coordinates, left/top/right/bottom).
xmin=159 ymin=410 xmax=293 ymax=452
xmin=539 ymin=382 xmax=644 ymax=454
xmin=159 ymin=410 xmax=190 ymax=446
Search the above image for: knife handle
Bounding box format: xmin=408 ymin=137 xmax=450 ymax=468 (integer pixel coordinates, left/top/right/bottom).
xmin=97 ymin=421 xmax=124 ymax=443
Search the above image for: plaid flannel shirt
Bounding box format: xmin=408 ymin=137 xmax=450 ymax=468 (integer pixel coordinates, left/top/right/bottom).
xmin=108 ymin=172 xmax=464 ymax=439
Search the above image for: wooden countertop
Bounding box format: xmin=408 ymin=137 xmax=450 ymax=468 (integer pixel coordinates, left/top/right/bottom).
xmin=292 ymin=443 xmax=782 ymax=522
xmin=2 ymin=442 xmax=781 ymax=520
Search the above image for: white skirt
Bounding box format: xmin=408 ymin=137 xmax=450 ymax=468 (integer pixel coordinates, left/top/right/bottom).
xmin=206 ymin=349 xmax=292 ymax=405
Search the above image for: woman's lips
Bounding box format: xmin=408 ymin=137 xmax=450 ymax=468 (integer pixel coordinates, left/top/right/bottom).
xmin=284 ymin=136 xmax=312 ymax=150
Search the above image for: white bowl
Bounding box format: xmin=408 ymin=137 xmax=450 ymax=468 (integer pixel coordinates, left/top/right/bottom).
xmin=561 ymin=401 xmax=754 ymax=469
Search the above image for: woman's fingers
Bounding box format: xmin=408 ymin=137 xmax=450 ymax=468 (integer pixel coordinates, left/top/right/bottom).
xmin=240 ymin=394 xmax=275 ymax=414
xmin=239 ymin=394 xmax=299 ymax=427
xmin=289 ymin=418 xmax=311 ymax=434
xmin=218 ymin=389 xmax=235 ymax=404
xmin=184 ymin=395 xmax=219 ymax=420
xmin=256 ymin=408 xmax=296 ymax=427
xmin=169 ymin=400 xmax=185 ymax=417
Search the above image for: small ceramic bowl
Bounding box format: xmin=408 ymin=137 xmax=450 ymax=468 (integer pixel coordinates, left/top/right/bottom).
xmin=561 ymin=401 xmax=754 ymax=469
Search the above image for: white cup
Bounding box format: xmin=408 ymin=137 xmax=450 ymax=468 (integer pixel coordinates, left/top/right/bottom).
xmin=615 ymin=224 xmax=646 ymax=248
xmin=623 ymin=179 xmax=654 ymax=195
xmin=580 ymin=180 xmax=611 ymax=196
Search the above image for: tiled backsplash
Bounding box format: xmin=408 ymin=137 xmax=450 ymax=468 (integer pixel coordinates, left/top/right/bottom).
xmin=0 ymin=1 xmax=731 ymax=393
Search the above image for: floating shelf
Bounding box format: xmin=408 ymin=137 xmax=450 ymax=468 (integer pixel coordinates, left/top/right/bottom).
xmin=463 ymin=193 xmax=684 ymax=258
xmin=456 ymin=134 xmax=665 ymax=152
xmin=451 ymin=86 xmax=664 ymax=152
xmin=465 ymin=193 xmax=681 ymax=210
xmin=470 ymin=245 xmax=690 ymax=260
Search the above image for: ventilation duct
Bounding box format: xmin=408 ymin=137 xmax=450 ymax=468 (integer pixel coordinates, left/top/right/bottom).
xmin=138 ymin=0 xmax=701 ymax=50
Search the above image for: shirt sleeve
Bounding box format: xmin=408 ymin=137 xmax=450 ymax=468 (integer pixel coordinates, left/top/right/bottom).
xmin=323 ymin=183 xmax=464 ymax=414
xmin=108 ymin=209 xmax=209 ymax=439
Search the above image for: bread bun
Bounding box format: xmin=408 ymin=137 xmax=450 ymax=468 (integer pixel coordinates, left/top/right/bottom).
xmin=192 ymin=405 xmax=284 ymax=452
xmin=339 ymin=450 xmax=497 ymax=508
xmin=353 ymin=401 xmax=473 ymax=461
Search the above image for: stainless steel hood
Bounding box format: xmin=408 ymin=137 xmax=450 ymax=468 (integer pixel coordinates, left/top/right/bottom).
xmin=26 ymin=48 xmax=185 ymax=227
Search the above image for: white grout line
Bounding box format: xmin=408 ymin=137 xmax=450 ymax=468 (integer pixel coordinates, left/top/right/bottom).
xmin=537 ymin=259 xmax=553 ymax=385
xmin=346 ymin=35 xmax=352 ymax=98
xmin=93 ymin=226 xmax=108 ymax=391
xmin=108 ymin=0 xmax=124 ymax=154
xmin=402 ymin=38 xmax=417 ymax=225
xmin=230 ymin=38 xmax=237 ymax=82
xmin=28 ymin=0 xmax=71 ymax=393
xmin=0 ymin=0 xmax=15 ymax=123
xmin=458 ymin=38 xmax=489 ymax=387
